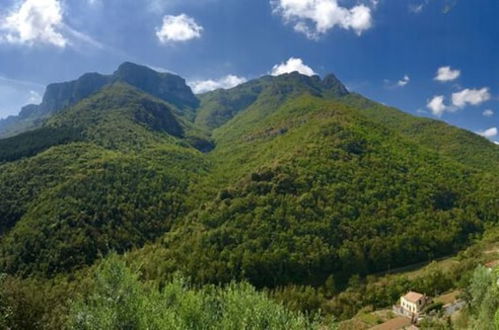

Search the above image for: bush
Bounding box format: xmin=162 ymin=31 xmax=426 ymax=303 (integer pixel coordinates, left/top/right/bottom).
xmin=68 ymin=255 xmax=335 ymax=330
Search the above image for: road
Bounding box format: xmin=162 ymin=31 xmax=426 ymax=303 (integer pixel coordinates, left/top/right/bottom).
xmin=444 ymin=300 xmax=466 ymax=315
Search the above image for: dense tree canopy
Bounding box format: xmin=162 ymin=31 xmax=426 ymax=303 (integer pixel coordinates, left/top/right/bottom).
xmin=1 ymin=69 xmax=499 ymax=328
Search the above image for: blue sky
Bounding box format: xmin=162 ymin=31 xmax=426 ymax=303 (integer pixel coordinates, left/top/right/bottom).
xmin=0 ymin=0 xmax=498 ymax=143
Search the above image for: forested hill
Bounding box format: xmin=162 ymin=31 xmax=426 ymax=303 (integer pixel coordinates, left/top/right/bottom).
xmin=0 ymin=62 xmax=198 ymax=138
xmin=0 ymin=62 xmax=498 ymax=327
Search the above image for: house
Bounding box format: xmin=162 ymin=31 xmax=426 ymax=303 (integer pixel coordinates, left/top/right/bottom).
xmin=400 ymin=291 xmax=428 ymax=317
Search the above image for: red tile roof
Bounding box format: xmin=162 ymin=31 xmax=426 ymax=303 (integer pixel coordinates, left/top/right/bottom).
xmin=403 ymin=291 xmax=424 ymax=303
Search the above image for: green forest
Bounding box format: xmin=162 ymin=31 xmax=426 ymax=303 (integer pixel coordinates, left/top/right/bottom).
xmin=1 ymin=63 xmax=499 ymax=329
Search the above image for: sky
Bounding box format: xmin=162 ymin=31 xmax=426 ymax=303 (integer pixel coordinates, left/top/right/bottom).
xmin=0 ymin=0 xmax=498 ymax=143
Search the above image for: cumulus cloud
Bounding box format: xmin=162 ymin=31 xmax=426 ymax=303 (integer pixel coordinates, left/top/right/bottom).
xmin=427 ymin=95 xmax=450 ymax=116
xmin=478 ymin=127 xmax=498 ymax=138
xmin=0 ymin=0 xmax=67 ymax=47
xmin=271 ymin=57 xmax=316 ymax=76
xmin=483 ymin=109 xmax=494 ymax=117
xmin=435 ymin=66 xmax=461 ymax=82
xmin=397 ymin=75 xmax=410 ymax=87
xmin=427 ymin=88 xmax=491 ymax=117
xmin=156 ymin=14 xmax=203 ymax=43
xmin=190 ymin=75 xmax=247 ymax=94
xmin=451 ymin=88 xmax=490 ymax=108
xmin=271 ymin=0 xmax=373 ymax=39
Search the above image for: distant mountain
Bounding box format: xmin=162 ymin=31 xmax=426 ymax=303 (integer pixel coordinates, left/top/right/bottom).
xmin=0 ymin=62 xmax=198 ymax=138
xmin=195 ymin=72 xmax=348 ymax=130
xmin=0 ymin=64 xmax=498 ymax=320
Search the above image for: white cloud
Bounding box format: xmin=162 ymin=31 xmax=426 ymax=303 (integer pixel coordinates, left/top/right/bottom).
xmin=0 ymin=0 xmax=67 ymax=47
xmin=0 ymin=76 xmax=44 ymax=118
xmin=427 ymin=95 xmax=450 ymax=116
xmin=156 ymin=14 xmax=203 ymax=43
xmin=271 ymin=0 xmax=373 ymax=39
xmin=27 ymin=90 xmax=41 ymax=104
xmin=435 ymin=66 xmax=461 ymax=82
xmin=409 ymin=0 xmax=430 ymax=13
xmin=478 ymin=127 xmax=498 ymax=138
xmin=409 ymin=4 xmax=424 ymax=13
xmin=483 ymin=109 xmax=494 ymax=117
xmin=427 ymin=88 xmax=491 ymax=117
xmin=397 ymin=75 xmax=410 ymax=87
xmin=190 ymin=75 xmax=247 ymax=94
xmin=451 ymin=88 xmax=490 ymax=108
xmin=271 ymin=57 xmax=316 ymax=76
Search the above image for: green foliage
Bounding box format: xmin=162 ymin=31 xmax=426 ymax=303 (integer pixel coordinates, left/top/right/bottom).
xmin=343 ymin=93 xmax=499 ymax=172
xmin=0 ymin=84 xmax=210 ymax=276
xmin=1 ymin=69 xmax=499 ymax=328
xmin=463 ymin=265 xmax=499 ymax=329
xmin=0 ymin=273 xmax=11 ymax=328
xmin=47 ymin=83 xmax=186 ymax=151
xmin=0 ymin=62 xmax=199 ymax=138
xmin=157 ymin=96 xmax=488 ymax=290
xmin=68 ymin=255 xmax=332 ymax=330
xmin=0 ymin=126 xmax=82 ymax=163
xmin=322 ymin=253 xmax=478 ymax=320
xmin=0 ymin=143 xmax=207 ymax=276
xmin=195 ymin=72 xmax=347 ymax=130
xmin=423 ymin=301 xmax=444 ymax=313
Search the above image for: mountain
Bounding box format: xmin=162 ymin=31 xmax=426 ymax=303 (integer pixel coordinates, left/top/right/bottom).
xmin=0 ymin=63 xmax=498 ymax=327
xmin=0 ymin=80 xmax=208 ymax=276
xmin=139 ymin=94 xmax=492 ymax=288
xmin=0 ymin=62 xmax=198 ymax=138
xmin=195 ymin=72 xmax=348 ymax=130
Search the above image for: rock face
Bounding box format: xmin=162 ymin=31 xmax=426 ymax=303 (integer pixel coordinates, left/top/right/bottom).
xmin=0 ymin=62 xmax=198 ymax=138
xmin=0 ymin=63 xmax=347 ymax=138
xmin=39 ymin=73 xmax=110 ymax=116
xmin=112 ymin=62 xmax=199 ymax=110
xmin=321 ymin=73 xmax=349 ymax=96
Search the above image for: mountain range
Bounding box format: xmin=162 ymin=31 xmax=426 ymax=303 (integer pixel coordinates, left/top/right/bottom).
xmin=0 ymin=62 xmax=498 ymax=326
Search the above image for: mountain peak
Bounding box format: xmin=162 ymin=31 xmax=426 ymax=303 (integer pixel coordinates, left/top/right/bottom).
xmin=321 ymin=73 xmax=349 ymax=96
xmin=266 ymin=71 xmax=348 ymax=97
xmin=0 ymin=62 xmax=201 ymax=137
xmin=115 ymin=62 xmax=156 ymax=76
xmin=112 ymin=62 xmax=199 ymax=110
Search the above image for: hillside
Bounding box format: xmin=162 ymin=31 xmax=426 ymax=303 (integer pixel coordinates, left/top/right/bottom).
xmin=0 ymin=62 xmax=198 ymax=138
xmin=343 ymin=94 xmax=499 ymax=172
xmin=195 ymin=72 xmax=348 ymax=130
xmin=0 ymin=63 xmax=498 ymax=328
xmin=140 ymin=94 xmax=491 ymax=289
xmin=0 ymin=81 xmax=209 ymax=276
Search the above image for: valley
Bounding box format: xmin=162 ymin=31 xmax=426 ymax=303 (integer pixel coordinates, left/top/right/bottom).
xmin=0 ymin=63 xmax=498 ymax=329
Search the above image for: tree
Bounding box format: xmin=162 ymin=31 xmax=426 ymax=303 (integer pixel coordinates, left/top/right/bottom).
xmin=68 ymin=254 xmax=334 ymax=330
xmin=465 ymin=265 xmax=499 ymax=329
xmin=0 ymin=274 xmax=11 ymax=328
